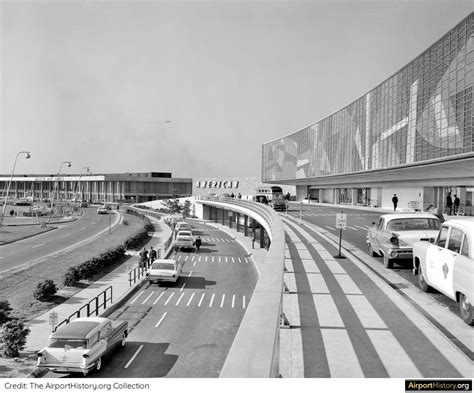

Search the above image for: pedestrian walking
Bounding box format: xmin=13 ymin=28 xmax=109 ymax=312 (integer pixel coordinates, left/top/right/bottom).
xmin=231 ymin=192 xmax=235 ymax=199
xmin=392 ymin=194 xmax=398 ymax=211
xmin=454 ymin=194 xmax=460 ymax=215
xmin=194 ymin=236 xmax=202 ymax=254
xmin=237 ymin=193 xmax=242 ymax=199
xmin=446 ymin=192 xmax=453 ymax=215
xmin=139 ymin=247 xmax=148 ymax=268
xmin=149 ymin=246 xmax=157 ymax=263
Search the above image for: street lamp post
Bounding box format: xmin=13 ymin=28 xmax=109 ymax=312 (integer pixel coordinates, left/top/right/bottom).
xmin=75 ymin=166 xmax=90 ymax=208
xmin=1 ymin=151 xmax=31 ymax=226
xmin=49 ymin=161 xmax=71 ymax=216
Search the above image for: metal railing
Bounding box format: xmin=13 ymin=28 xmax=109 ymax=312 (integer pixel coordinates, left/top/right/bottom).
xmin=54 ymin=286 xmax=113 ymax=332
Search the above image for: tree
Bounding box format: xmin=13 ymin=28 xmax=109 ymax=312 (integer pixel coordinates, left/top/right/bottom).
xmin=0 ymin=300 xmax=14 ymax=325
xmin=164 ymin=199 xmax=183 ymax=214
xmin=0 ymin=319 xmax=30 ymax=358
xmin=33 ymin=280 xmax=58 ymax=302
xmin=182 ymin=200 xmax=191 ymax=217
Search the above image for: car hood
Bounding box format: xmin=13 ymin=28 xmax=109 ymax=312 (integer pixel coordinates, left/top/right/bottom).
xmin=393 ymin=230 xmax=439 ymax=246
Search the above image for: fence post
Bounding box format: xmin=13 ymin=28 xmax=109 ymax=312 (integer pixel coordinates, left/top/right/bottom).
xmin=95 ymin=297 xmax=99 ymax=316
xmin=87 ymin=303 xmax=90 ymax=317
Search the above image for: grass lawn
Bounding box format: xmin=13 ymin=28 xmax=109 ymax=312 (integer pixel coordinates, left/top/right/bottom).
xmin=0 ymin=225 xmax=54 ymax=245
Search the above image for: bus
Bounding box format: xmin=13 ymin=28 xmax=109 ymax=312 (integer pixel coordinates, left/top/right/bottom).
xmin=255 ymin=185 xmax=284 ymax=204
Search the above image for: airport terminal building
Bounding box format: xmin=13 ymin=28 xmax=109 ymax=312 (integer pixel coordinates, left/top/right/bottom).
xmin=0 ymin=172 xmax=192 ymax=204
xmin=262 ymin=13 xmax=473 ymax=215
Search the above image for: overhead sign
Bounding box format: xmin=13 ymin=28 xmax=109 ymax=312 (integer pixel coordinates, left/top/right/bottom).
xmin=336 ymin=213 xmax=347 ymax=229
xmin=196 ymin=180 xmax=239 ymax=189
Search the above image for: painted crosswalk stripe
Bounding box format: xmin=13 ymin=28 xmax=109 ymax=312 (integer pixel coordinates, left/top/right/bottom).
xmin=185 ymin=256 xmax=189 ymax=262
xmin=199 ymin=256 xmax=202 ymax=262
xmin=347 ymin=295 xmax=387 ymax=329
xmin=245 ymin=258 xmax=249 ymax=264
xmin=187 ymin=293 xmax=195 ymax=306
xmin=193 ymin=261 xmax=196 ymax=267
xmin=346 ymin=226 xmax=358 ymax=230
xmin=325 ymin=226 xmax=335 ymax=231
xmin=238 ymin=258 xmax=242 ymax=263
xmin=62 ymin=233 xmax=71 ymax=238
xmin=142 ymin=291 xmax=155 ymax=304
xmin=130 ymin=291 xmax=145 ymax=304
xmin=175 ymin=293 xmax=185 ymax=306
xmin=231 ymin=295 xmax=235 ymax=308
xmin=153 ymin=292 xmax=165 ymax=305
xmin=80 ymin=226 xmax=87 ymax=230
xmin=367 ymin=330 xmax=422 ymax=377
xmin=164 ymin=292 xmax=175 ymax=305
xmin=124 ymin=345 xmax=143 ymax=369
xmin=180 ymin=283 xmax=186 ymax=291
xmin=212 ymin=256 xmax=215 ymax=262
xmin=322 ymin=329 xmax=363 ymax=377
xmin=334 ymin=275 xmax=362 ymax=295
xmin=188 ymin=271 xmax=193 ymax=277
xmin=220 ymin=294 xmax=225 ymax=308
xmin=225 ymin=257 xmax=228 ymax=263
xmin=205 ymin=256 xmax=208 ymax=262
xmin=155 ymin=312 xmax=167 ymax=327
xmin=219 ymin=257 xmax=222 ymax=263
xmin=198 ymin=293 xmax=205 ymax=307
xmin=209 ymin=294 xmax=215 ymax=307
xmin=232 ymin=257 xmax=235 ymax=263
xmin=32 ymin=243 xmax=45 ymax=248
xmin=355 ymin=225 xmax=368 ymax=230
xmin=243 ymin=295 xmax=246 ymax=309
xmin=313 ymin=294 xmax=344 ymax=327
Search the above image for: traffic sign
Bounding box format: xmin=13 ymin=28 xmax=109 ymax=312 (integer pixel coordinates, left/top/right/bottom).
xmin=336 ymin=213 xmax=347 ymax=229
xmin=49 ymin=311 xmax=58 ymax=327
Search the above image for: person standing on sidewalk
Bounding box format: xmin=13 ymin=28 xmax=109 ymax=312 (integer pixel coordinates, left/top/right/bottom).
xmin=446 ymin=192 xmax=453 ymax=215
xmin=139 ymin=247 xmax=148 ymax=268
xmin=454 ymin=194 xmax=460 ymax=215
xmin=392 ymin=194 xmax=399 ymax=211
xmin=195 ymin=236 xmax=202 ymax=254
xmin=149 ymin=247 xmax=157 ymax=264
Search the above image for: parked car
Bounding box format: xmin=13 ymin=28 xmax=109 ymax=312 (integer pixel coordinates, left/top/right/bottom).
xmin=174 ymin=232 xmax=195 ymax=252
xmin=146 ymin=259 xmax=183 ymax=284
xmin=413 ymin=218 xmax=474 ymax=325
xmin=175 ymin=222 xmax=192 ymax=233
xmin=36 ymin=317 xmax=128 ymax=375
xmin=366 ymin=213 xmax=441 ymax=268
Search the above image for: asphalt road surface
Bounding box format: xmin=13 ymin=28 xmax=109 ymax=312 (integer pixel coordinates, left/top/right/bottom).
xmin=0 ymin=208 xmax=118 ymax=274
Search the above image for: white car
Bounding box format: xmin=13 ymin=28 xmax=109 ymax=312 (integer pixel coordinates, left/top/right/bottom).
xmin=413 ymin=218 xmax=474 ymax=325
xmin=175 ymin=222 xmax=192 ymax=232
xmin=146 ymin=259 xmax=183 ymax=284
xmin=367 ymin=213 xmax=441 ymax=268
xmin=97 ymin=206 xmax=108 ymax=214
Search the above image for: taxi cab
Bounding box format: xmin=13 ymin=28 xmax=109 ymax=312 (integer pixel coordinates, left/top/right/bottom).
xmin=413 ymin=218 xmax=474 ymax=325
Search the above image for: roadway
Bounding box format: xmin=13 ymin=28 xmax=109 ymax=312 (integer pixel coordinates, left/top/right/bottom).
xmin=0 ymin=208 xmax=118 ymax=274
xmin=46 ymin=220 xmax=258 ymax=378
xmin=279 ymin=204 xmax=472 ymax=377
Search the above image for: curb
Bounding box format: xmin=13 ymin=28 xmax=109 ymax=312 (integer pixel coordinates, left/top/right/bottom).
xmin=0 ymin=226 xmax=56 ymax=246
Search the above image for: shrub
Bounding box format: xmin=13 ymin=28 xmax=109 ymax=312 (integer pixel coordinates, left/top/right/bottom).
xmin=0 ymin=300 xmax=14 ymax=325
xmin=0 ymin=319 xmax=30 ymax=358
xmin=33 ymin=280 xmax=58 ymax=302
xmin=63 ymin=267 xmax=79 ymax=287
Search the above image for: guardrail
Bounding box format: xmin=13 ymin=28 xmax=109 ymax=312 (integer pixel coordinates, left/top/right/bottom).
xmin=196 ymin=195 xmax=285 ymax=377
xmin=54 ymin=286 xmax=113 ymax=332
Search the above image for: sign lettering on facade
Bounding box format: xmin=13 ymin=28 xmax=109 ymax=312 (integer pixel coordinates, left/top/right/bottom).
xmin=196 ymin=180 xmax=240 ymax=189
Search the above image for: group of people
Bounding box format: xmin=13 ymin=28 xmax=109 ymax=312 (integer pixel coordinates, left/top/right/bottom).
xmin=139 ymin=246 xmax=157 ymax=268
xmin=446 ymin=192 xmax=461 ymax=215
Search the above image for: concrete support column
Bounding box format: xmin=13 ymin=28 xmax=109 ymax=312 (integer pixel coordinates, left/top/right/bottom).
xmin=236 ymin=212 xmax=240 ymax=232
xmin=221 ymin=209 xmax=225 ymax=225
xmin=351 ymin=189 xmax=358 ymax=206
xmin=260 ymin=226 xmax=264 ymax=248
xmin=244 ymin=216 xmax=248 ymax=236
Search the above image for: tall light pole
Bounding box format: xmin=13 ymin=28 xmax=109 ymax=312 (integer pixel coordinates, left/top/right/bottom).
xmin=1 ymin=151 xmax=31 ymax=226
xmin=50 ymin=161 xmax=71 ymax=214
xmin=75 ymin=166 xmax=90 ymax=207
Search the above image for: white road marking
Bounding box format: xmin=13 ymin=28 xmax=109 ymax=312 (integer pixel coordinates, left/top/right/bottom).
xmin=193 ymin=261 xmax=196 ymax=267
xmin=225 ymin=257 xmax=228 ymax=263
xmin=245 ymin=258 xmax=249 ymax=264
xmin=243 ymin=295 xmax=246 ymax=309
xmin=322 ymin=329 xmax=364 ymax=377
xmin=198 ymin=256 xmax=201 ymax=262
xmin=62 ymin=233 xmax=71 ymax=238
xmin=188 ymin=271 xmax=193 ymax=277
xmin=220 ymin=294 xmax=225 ymax=308
xmin=209 ymin=293 xmax=215 ymax=307
xmin=32 ymin=243 xmax=45 ymax=248
xmin=198 ymin=293 xmax=205 ymax=307
xmin=187 ymin=293 xmax=195 ymax=306
xmin=212 ymin=257 xmax=215 ymax=262
xmin=180 ymin=283 xmax=186 ymax=292
xmin=219 ymin=257 xmax=221 ymax=263
xmin=153 ymin=292 xmax=165 ymax=305
xmin=164 ymin=292 xmax=175 ymax=305
xmin=0 ymin=256 xmax=3 ymax=259
xmin=142 ymin=291 xmax=155 ymax=304
xmin=231 ymin=295 xmax=235 ymax=308
xmin=238 ymin=258 xmax=242 ymax=263
xmin=80 ymin=227 xmax=87 ymax=230
xmin=231 ymin=257 xmax=235 ymax=263
xmin=355 ymin=225 xmax=368 ymax=230
xmin=346 ymin=226 xmax=358 ymax=230
xmin=325 ymin=226 xmax=335 ymax=231
xmin=175 ymin=293 xmax=185 ymax=306
xmin=155 ymin=312 xmax=167 ymax=327
xmin=124 ymin=345 xmax=144 ymax=368
xmin=185 ymin=256 xmax=188 ymax=262
xmin=130 ymin=291 xmax=145 ymax=304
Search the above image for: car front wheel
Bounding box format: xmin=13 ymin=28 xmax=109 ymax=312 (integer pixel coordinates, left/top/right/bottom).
xmin=459 ymin=293 xmax=474 ymax=325
xmin=368 ymin=243 xmax=377 ymax=257
xmin=383 ymin=255 xmax=393 ymax=269
xmin=121 ymin=332 xmax=127 ymax=347
xmin=418 ymin=265 xmax=431 ymax=292
xmin=95 ymin=357 xmax=102 ymax=372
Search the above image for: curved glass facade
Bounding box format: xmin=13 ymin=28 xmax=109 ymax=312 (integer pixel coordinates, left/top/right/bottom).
xmin=262 ymin=14 xmax=473 ymax=182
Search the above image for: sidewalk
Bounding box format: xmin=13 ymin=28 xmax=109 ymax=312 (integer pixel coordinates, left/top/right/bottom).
xmin=24 ymin=216 xmax=172 ymax=353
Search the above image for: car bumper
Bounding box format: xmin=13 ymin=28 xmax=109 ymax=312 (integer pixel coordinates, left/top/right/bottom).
xmin=148 ymin=275 xmax=179 ymax=283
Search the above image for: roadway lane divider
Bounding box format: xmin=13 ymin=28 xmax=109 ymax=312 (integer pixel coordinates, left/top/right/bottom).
xmin=32 ymin=243 xmax=45 ymax=248
xmin=124 ymin=345 xmax=144 ymax=369
xmin=155 ymin=312 xmax=167 ymax=327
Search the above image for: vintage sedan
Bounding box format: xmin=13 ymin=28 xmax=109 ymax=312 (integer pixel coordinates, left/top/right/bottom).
xmin=413 ymin=218 xmax=474 ymax=325
xmin=367 ymin=213 xmax=441 ymax=268
xmin=36 ymin=317 xmax=128 ymax=375
xmin=146 ymin=259 xmax=183 ymax=284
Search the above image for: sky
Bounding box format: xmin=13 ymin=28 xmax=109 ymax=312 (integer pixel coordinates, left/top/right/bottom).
xmin=0 ymin=0 xmax=472 ymax=179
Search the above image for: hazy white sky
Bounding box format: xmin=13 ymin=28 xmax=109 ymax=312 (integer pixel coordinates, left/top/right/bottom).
xmin=1 ymin=0 xmax=472 ymax=179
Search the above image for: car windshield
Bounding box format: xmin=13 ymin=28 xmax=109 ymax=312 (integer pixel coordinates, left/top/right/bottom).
xmin=178 ymin=231 xmax=191 ymax=237
xmin=48 ymin=338 xmax=87 ymax=349
xmin=386 ymin=218 xmax=441 ymax=231
xmin=152 ymin=262 xmax=175 ymax=270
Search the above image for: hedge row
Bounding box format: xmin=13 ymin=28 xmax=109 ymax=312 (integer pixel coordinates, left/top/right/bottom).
xmin=123 ymin=222 xmax=154 ymax=250
xmin=63 ymin=246 xmax=126 ymax=286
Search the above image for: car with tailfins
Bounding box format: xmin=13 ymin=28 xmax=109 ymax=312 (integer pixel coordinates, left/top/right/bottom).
xmin=367 ymin=213 xmax=441 ymax=269
xmin=413 ymin=218 xmax=474 ymax=325
xmin=146 ymin=259 xmax=183 ymax=284
xmin=36 ymin=317 xmax=128 ymax=375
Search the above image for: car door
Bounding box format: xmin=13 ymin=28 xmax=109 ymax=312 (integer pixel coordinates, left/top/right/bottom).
xmin=427 ymin=225 xmax=458 ymax=299
xmin=370 ymin=217 xmax=384 ymax=252
xmin=425 ymin=225 xmax=449 ymax=286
